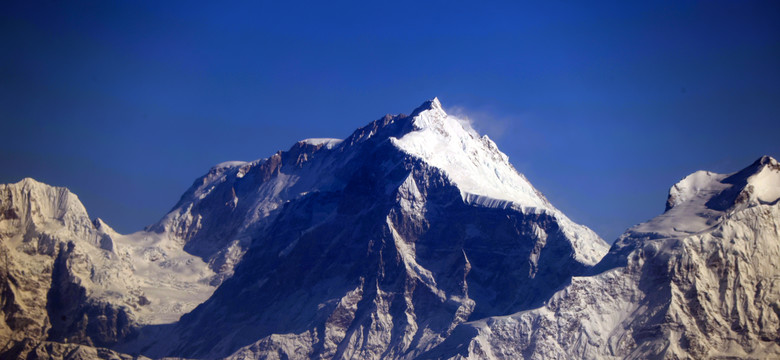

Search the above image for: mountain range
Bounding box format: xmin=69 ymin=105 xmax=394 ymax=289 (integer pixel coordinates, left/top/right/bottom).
xmin=0 ymin=99 xmax=777 ymax=359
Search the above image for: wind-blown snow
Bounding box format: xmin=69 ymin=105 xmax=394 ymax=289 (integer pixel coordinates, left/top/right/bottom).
xmin=300 ymin=138 xmax=343 ymax=149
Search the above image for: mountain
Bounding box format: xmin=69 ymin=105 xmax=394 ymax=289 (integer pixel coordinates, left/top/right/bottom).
xmin=0 ymin=177 xmax=218 ymax=359
xmin=0 ymin=98 xmax=610 ymax=359
xmin=5 ymin=98 xmax=776 ymax=360
xmin=424 ymin=155 xmax=780 ymax=359
xmin=122 ymin=98 xmax=609 ymax=359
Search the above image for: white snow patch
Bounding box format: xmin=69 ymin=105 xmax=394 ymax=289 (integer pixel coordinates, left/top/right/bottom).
xmin=214 ymin=161 xmax=249 ymax=169
xmin=391 ymin=101 xmax=549 ymax=211
xmin=300 ymin=138 xmax=343 ymax=149
xmin=636 ymin=171 xmax=730 ymax=237
xmin=751 ymin=163 xmax=780 ymax=204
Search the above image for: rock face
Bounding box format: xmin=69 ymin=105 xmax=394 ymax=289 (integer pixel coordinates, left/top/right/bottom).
xmin=0 ymin=178 xmax=134 ymax=350
xmin=426 ymin=156 xmax=780 ymax=359
xmin=122 ymin=98 xmax=609 ymax=359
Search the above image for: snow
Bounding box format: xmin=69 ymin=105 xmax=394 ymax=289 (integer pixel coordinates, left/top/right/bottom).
xmin=442 ymin=156 xmax=780 ymax=360
xmin=391 ymin=98 xmax=550 ymax=212
xmin=300 ymin=138 xmax=343 ymax=149
xmin=390 ymin=98 xmax=609 ymax=265
xmin=16 ymin=100 xmax=777 ymax=360
xmin=213 ymin=161 xmax=249 ymax=169
xmin=666 ymin=170 xmax=726 ymax=210
xmin=157 ymin=98 xmax=606 ymax=269
xmin=113 ymin=98 xmax=612 ymax=359
xmin=635 ymin=171 xmax=730 ymax=237
xmin=110 ymin=230 xmax=217 ymax=324
xmin=752 ymin=160 xmax=780 ymax=204
xmin=631 ymin=156 xmax=780 ymax=239
xmin=0 ymin=178 xmax=217 ymax=327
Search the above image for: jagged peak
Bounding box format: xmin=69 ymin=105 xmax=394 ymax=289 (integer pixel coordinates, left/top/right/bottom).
xmin=756 ymin=155 xmax=778 ymax=167
xmin=93 ymin=217 xmax=118 ymax=234
xmin=629 ymin=155 xmax=780 ymax=240
xmin=0 ymin=177 xmax=93 ymax=231
xmin=409 ymin=97 xmax=444 ymax=117
xmin=156 ymin=98 xmax=596 ymax=250
xmin=339 ymin=98 xmax=468 ymax=149
xmin=389 ymin=99 xmax=560 ymax=216
xmin=5 ymin=177 xmax=78 ymax=203
xmin=408 ymin=97 xmax=464 ymax=134
xmin=724 ymin=155 xmax=779 ymax=183
xmin=665 ymin=155 xmax=780 ymax=212
xmin=15 ymin=176 xmax=48 ymax=188
xmin=704 ymin=155 xmax=780 ymax=211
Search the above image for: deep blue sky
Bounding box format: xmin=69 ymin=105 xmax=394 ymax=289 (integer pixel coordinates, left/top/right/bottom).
xmin=2 ymin=1 xmax=779 ymax=241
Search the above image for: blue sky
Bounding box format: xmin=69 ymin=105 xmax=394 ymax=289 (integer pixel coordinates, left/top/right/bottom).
xmin=1 ymin=1 xmax=778 ymax=241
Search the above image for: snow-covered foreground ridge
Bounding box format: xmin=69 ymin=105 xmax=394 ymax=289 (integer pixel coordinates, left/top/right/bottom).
xmin=0 ymin=97 xmax=776 ymax=360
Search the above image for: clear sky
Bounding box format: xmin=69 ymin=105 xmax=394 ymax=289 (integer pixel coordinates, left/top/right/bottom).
xmin=2 ymin=1 xmax=779 ymax=242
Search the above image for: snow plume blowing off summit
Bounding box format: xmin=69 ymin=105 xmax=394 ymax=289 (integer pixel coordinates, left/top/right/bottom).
xmin=3 ymin=98 xmax=777 ymax=360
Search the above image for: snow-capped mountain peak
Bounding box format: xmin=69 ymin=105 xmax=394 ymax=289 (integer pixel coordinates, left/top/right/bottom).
xmin=387 ymin=99 xmax=608 ymax=265
xmin=108 ymin=98 xmax=610 ymax=359
xmin=667 ymin=155 xmax=780 ymax=212
xmin=720 ymin=155 xmax=780 ymax=207
xmin=393 ymin=99 xmax=550 ymax=211
xmin=144 ymin=98 xmax=608 ymax=277
xmin=631 ymin=155 xmax=780 ymax=239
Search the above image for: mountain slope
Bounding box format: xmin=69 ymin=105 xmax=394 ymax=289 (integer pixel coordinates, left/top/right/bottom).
xmin=427 ymin=156 xmax=780 ymax=359
xmin=121 ymin=98 xmax=609 ymax=359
